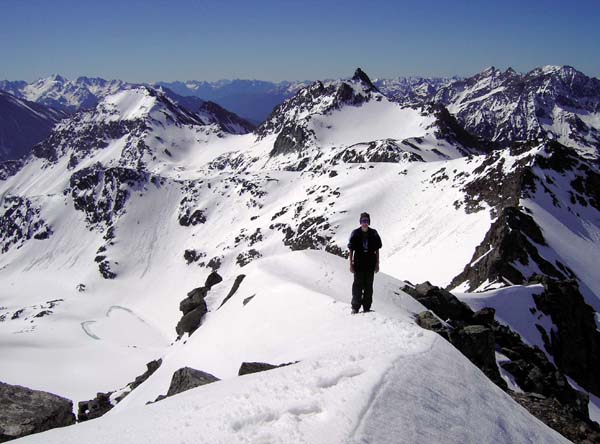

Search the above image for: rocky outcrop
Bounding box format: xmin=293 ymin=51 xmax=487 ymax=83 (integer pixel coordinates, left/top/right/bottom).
xmin=532 ymin=278 xmax=600 ymax=396
xmin=448 ymin=206 xmax=568 ymax=291
xmin=176 ymin=272 xmax=223 ymax=337
xmin=153 ymin=367 xmax=220 ymax=403
xmin=0 ymin=196 xmax=53 ymax=253
xmin=78 ymin=359 xmax=162 ymax=422
xmin=238 ymin=361 xmax=297 ymax=376
xmin=449 ymin=324 xmax=505 ymax=388
xmin=165 ymin=367 xmax=220 ymax=398
xmin=77 ymin=392 xmax=112 ymax=422
xmin=450 ymin=141 xmax=598 ymax=292
xmin=0 ymin=382 xmax=75 ymax=442
xmin=403 ymin=281 xmax=473 ymax=322
xmin=512 ymin=393 xmax=600 ymax=444
xmin=405 ymin=281 xmax=593 ymax=434
xmin=176 ymin=288 xmax=208 ymax=337
xmin=218 ymin=274 xmax=246 ymax=309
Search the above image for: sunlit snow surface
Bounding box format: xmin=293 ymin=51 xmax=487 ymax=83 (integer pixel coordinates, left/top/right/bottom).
xmin=11 ymin=251 xmax=569 ymax=444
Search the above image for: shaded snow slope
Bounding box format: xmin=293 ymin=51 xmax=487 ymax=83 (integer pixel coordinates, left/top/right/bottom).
xmin=0 ymin=91 xmax=65 ymax=160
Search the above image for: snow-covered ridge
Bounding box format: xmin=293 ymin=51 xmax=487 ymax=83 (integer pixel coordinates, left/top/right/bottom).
xmin=3 ymin=75 xmax=128 ymax=112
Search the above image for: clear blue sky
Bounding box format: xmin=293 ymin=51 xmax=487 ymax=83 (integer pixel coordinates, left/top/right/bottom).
xmin=1 ymin=0 xmax=599 ymax=82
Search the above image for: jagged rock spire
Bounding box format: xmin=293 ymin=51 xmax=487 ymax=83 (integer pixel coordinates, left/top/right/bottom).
xmin=352 ymin=68 xmax=376 ymax=90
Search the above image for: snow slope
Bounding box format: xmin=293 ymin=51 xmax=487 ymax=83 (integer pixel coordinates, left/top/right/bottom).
xmin=11 ymin=251 xmax=570 ymax=444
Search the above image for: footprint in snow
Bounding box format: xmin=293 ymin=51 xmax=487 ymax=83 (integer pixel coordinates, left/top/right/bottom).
xmin=316 ymin=365 xmax=365 ymax=389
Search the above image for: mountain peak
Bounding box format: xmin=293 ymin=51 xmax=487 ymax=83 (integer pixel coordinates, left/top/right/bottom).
xmin=480 ymin=66 xmax=500 ymax=77
xmin=47 ymin=74 xmax=67 ymax=83
xmin=352 ymin=68 xmax=376 ymax=89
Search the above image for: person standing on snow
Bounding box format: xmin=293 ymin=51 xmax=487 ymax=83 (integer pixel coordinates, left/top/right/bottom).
xmin=347 ymin=212 xmax=382 ymax=314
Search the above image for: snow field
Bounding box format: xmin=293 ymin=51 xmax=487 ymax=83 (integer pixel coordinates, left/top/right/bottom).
xmin=12 ymin=250 xmax=570 ymax=444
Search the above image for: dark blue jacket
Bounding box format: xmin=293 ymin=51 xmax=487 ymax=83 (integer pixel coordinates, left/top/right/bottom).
xmin=348 ymin=227 xmax=382 ymax=272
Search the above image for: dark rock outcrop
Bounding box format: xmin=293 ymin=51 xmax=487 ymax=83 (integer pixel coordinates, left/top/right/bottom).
xmin=449 ymin=325 xmax=505 ymax=389
xmin=176 ymin=273 xmax=225 ymax=336
xmin=176 ymin=301 xmax=207 ymax=337
xmin=238 ymin=361 xmax=297 ymax=376
xmin=512 ymin=393 xmax=600 ymax=444
xmin=77 ymin=392 xmax=112 ymax=422
xmin=0 ymin=196 xmax=53 ymax=253
xmin=415 ymin=311 xmax=444 ymax=333
xmin=165 ymin=367 xmax=220 ymax=398
xmin=204 ymin=271 xmax=223 ymax=290
xmin=448 ymin=206 xmax=568 ymax=291
xmin=403 ymin=281 xmax=473 ymax=321
xmin=78 ymin=359 xmax=162 ymax=422
xmin=405 ymin=281 xmax=593 ymax=434
xmin=532 ymin=279 xmax=600 ymax=396
xmin=0 ymin=382 xmax=75 ymax=442
xmin=218 ymin=274 xmax=246 ymax=309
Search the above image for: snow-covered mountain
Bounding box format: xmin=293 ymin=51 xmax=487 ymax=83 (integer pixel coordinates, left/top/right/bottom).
xmin=0 ymin=75 xmax=128 ymax=112
xmin=373 ymin=75 xmax=457 ymax=107
xmin=0 ymin=91 xmax=66 ymax=161
xmin=431 ymin=66 xmax=600 ymax=158
xmin=1 ymin=68 xmax=600 ymax=443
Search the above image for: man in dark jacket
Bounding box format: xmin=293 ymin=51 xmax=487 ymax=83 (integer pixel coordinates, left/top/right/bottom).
xmin=347 ymin=212 xmax=382 ymax=314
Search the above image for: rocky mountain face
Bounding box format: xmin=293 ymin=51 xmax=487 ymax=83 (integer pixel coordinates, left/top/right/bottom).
xmin=373 ymin=76 xmax=456 ymax=107
xmin=428 ymin=66 xmax=600 ymax=158
xmin=2 ymin=67 xmax=600 ymax=442
xmin=0 ymin=91 xmax=66 ymax=161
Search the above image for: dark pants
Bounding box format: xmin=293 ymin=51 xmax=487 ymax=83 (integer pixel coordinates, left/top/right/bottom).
xmin=352 ymin=271 xmax=374 ymax=311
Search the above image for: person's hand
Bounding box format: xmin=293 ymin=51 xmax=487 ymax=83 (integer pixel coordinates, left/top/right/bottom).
xmin=375 ymin=264 xmax=379 ymax=273
xmin=350 ymin=264 xmax=354 ymax=273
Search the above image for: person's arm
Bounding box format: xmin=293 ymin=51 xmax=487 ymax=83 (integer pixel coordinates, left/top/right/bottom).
xmin=375 ymin=249 xmax=379 ymax=273
xmin=349 ymin=249 xmax=355 ymax=273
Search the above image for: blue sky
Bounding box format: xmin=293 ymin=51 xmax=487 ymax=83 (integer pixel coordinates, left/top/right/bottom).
xmin=1 ymin=0 xmax=599 ymax=82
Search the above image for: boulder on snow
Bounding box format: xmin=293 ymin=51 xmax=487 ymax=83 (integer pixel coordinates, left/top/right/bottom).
xmin=166 ymin=367 xmax=220 ymax=398
xmin=0 ymin=381 xmax=75 ymax=442
xmin=176 ymin=304 xmax=207 ymax=337
xmin=179 ymin=286 xmax=208 ymax=315
xmin=238 ymin=361 xmax=297 ymax=376
xmin=204 ymin=271 xmax=223 ymax=290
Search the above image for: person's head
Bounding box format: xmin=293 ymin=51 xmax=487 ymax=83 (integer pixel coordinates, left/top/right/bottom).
xmin=360 ymin=212 xmax=370 ymax=230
